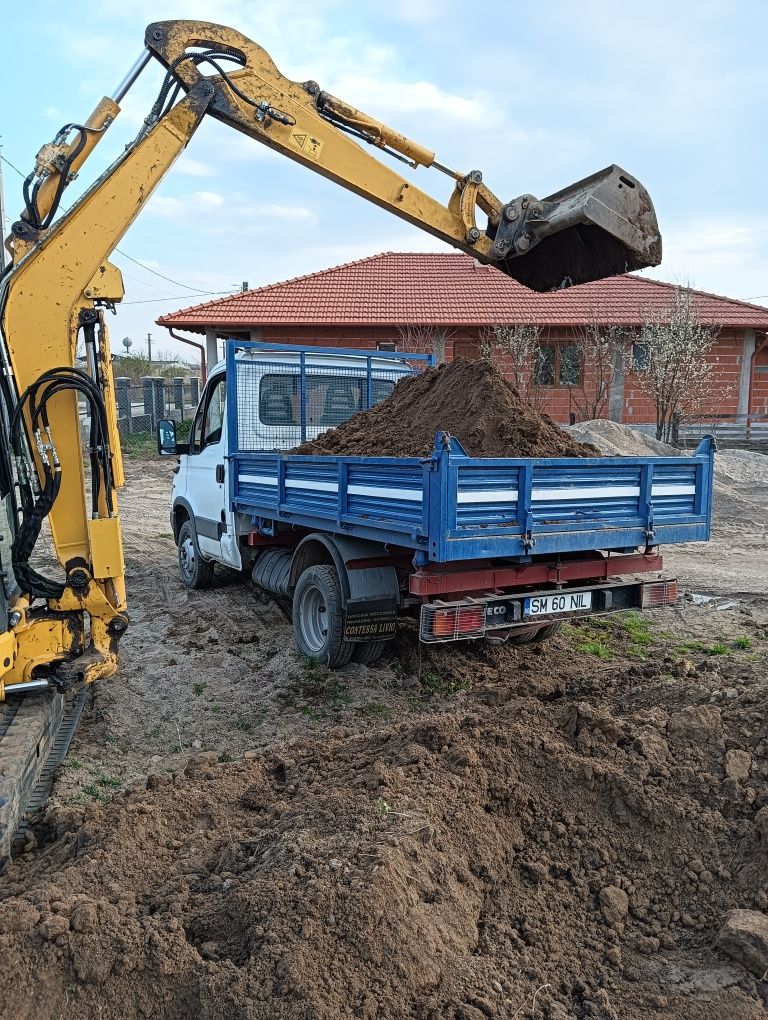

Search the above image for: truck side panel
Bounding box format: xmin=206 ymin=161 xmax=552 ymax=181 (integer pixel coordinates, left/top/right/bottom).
xmin=233 ymin=444 xmax=713 ymax=563
xmin=235 ymin=454 xmax=429 ymax=539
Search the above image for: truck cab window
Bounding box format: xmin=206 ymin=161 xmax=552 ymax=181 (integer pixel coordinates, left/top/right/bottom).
xmin=191 ymin=376 xmax=226 ymax=452
xmin=259 ymin=373 xmax=399 ymax=428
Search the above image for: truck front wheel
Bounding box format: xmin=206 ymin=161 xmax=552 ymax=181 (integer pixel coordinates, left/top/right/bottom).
xmin=178 ymin=520 xmax=215 ymax=590
xmin=293 ymin=565 xmax=355 ymax=668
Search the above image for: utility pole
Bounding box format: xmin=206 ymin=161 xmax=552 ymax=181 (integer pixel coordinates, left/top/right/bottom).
xmin=0 ymin=140 xmax=7 ymax=274
xmin=147 ymin=332 xmax=152 ymax=363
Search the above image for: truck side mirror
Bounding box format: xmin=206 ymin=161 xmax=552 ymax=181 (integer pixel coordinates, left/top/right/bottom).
xmin=157 ymin=419 xmax=178 ymax=456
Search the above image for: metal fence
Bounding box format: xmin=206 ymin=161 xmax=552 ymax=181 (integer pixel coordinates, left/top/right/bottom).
xmin=79 ymin=375 xmax=202 ymax=452
xmin=231 ymin=356 xmax=412 ymax=452
xmin=679 ymin=413 xmax=768 ymax=450
xmin=631 ymin=414 xmax=768 ymax=450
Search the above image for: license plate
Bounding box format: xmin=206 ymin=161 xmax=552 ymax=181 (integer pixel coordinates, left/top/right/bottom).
xmin=524 ymin=591 xmax=593 ymax=617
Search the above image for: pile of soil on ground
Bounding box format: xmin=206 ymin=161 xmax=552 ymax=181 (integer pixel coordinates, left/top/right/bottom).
xmin=293 ymin=358 xmax=599 ymax=458
xmin=2 ymin=610 xmax=768 ymax=1019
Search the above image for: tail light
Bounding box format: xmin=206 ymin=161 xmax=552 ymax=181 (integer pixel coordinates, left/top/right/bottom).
xmin=642 ymin=579 xmax=679 ymax=608
xmin=421 ymin=604 xmax=485 ymax=642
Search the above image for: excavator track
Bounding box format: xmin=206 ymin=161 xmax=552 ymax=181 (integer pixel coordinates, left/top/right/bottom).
xmin=0 ymin=689 xmax=86 ymax=870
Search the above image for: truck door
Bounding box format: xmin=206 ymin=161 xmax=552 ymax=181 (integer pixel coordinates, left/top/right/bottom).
xmin=186 ymin=373 xmax=239 ymax=567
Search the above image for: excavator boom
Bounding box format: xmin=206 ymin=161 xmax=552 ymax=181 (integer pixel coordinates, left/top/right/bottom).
xmin=142 ymin=20 xmax=660 ymax=291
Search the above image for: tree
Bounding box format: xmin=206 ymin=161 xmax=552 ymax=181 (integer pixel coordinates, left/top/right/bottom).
xmin=479 ymin=322 xmax=547 ymax=410
xmin=112 ymin=349 xmax=195 ymax=384
xmin=569 ymin=319 xmax=627 ymax=422
xmin=634 ymin=285 xmax=723 ymax=443
xmin=396 ymin=324 xmax=453 ymax=364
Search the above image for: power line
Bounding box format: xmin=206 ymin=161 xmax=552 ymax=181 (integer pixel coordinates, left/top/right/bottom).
xmin=113 ymin=248 xmax=213 ymax=294
xmin=120 ymin=270 xmax=181 ymax=297
xmin=0 ymin=151 xmax=218 ymax=296
xmin=0 ymin=152 xmax=25 ymax=179
xmin=122 ymin=291 xmax=232 ymax=305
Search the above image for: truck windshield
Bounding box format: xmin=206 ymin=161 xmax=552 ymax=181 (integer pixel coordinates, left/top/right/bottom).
xmin=259 ymin=373 xmax=398 ymax=427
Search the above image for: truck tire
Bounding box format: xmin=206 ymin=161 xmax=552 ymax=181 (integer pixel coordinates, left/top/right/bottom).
xmin=293 ymin=565 xmax=355 ymax=668
xmin=352 ymin=640 xmax=388 ymax=665
xmin=177 ymin=520 xmax=215 ymax=590
xmin=506 ymin=625 xmax=540 ymax=646
xmin=529 ymin=622 xmax=562 ymax=644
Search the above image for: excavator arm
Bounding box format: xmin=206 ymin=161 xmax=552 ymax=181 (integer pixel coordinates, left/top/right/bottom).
xmin=144 ymin=21 xmax=660 ymax=292
xmin=0 ymin=19 xmax=662 ymax=705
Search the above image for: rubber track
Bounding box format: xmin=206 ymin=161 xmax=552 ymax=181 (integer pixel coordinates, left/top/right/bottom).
xmin=0 ymin=690 xmax=85 ymax=869
xmin=12 ymin=688 xmax=87 ymax=853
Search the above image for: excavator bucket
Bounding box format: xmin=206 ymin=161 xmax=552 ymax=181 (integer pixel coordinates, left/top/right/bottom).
xmin=492 ymin=165 xmax=661 ymax=292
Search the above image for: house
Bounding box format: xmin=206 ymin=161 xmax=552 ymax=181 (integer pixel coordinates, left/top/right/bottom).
xmin=157 ymin=252 xmax=768 ymax=428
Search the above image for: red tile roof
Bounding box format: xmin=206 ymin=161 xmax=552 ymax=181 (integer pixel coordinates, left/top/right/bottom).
xmin=157 ymin=252 xmax=768 ymax=333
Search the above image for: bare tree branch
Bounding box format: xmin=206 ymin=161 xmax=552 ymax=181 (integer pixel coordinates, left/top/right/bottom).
xmin=569 ymin=313 xmax=628 ymax=421
xmin=396 ymin=324 xmax=454 ymax=364
xmin=479 ymin=323 xmax=548 ymax=411
xmin=634 ymin=285 xmax=728 ymax=442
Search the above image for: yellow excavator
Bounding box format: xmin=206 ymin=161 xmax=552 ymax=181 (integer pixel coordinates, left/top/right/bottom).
xmin=0 ymin=20 xmax=661 ymax=857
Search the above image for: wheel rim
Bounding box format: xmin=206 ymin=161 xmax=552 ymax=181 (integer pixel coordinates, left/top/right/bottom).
xmin=298 ymin=582 xmax=328 ymax=654
xmin=180 ymin=535 xmax=196 ymax=582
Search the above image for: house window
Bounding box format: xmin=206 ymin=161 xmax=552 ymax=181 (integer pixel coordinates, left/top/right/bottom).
xmin=632 ymin=343 xmax=650 ymax=372
xmin=534 ymin=345 xmax=582 ymax=386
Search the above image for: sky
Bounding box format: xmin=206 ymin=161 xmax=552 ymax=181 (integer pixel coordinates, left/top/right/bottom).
xmin=2 ymin=0 xmax=768 ymax=363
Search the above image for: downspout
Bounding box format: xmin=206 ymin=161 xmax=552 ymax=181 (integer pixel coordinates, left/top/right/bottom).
xmin=168 ymin=327 xmax=206 ymax=381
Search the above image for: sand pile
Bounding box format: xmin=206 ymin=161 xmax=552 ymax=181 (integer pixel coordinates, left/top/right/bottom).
xmin=293 ymin=358 xmax=598 ymax=458
xmin=713 ymin=448 xmax=768 ymax=485
xmin=568 ymin=419 xmax=680 ymax=459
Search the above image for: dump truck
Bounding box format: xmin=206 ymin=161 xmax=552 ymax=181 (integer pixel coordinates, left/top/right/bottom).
xmin=159 ymin=340 xmax=714 ymax=666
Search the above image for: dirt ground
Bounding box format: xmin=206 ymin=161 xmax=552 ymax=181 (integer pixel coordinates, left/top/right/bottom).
xmin=0 ymin=451 xmax=767 ymax=1019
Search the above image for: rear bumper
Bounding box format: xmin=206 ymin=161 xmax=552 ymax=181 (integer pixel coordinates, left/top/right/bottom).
xmin=419 ymin=578 xmax=678 ymax=643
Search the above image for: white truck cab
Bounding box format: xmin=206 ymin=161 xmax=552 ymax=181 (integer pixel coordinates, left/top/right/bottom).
xmin=166 ymin=344 xmax=415 ymax=583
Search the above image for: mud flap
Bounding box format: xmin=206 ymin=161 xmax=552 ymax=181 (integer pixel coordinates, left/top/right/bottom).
xmin=490 ymin=165 xmax=661 ymax=291
xmin=343 ymin=599 xmax=398 ymax=642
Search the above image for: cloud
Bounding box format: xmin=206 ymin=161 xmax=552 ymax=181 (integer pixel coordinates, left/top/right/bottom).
xmin=148 ymin=191 xmax=225 ymax=218
xmin=175 ymin=155 xmax=216 ymax=178
xmin=146 ymin=188 xmax=314 ymax=230
xmin=640 ymin=218 xmax=768 ymax=302
xmin=657 ymin=220 xmax=761 ymax=271
xmin=326 ymin=74 xmax=488 ymax=124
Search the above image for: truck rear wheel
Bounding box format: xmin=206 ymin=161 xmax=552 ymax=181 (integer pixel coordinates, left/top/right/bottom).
xmin=178 ymin=520 xmax=215 ymax=590
xmin=293 ymin=565 xmax=355 ymax=668
xmin=529 ymin=622 xmax=562 ymax=643
xmin=504 ymin=622 xmax=562 ymax=646
xmin=352 ymin=640 xmax=388 ymax=665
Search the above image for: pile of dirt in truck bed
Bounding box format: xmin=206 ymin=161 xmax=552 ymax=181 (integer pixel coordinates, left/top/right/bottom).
xmin=2 ymin=621 xmax=768 ymax=1020
xmin=293 ymin=357 xmax=598 ymax=458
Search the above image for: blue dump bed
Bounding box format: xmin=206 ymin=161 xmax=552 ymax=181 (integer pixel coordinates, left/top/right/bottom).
xmin=225 ymin=340 xmax=714 ymax=565
xmin=230 ymin=434 xmax=714 ymax=565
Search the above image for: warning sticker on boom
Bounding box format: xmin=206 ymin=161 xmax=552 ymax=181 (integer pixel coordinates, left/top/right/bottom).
xmin=290 ymin=130 xmax=324 ymax=161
